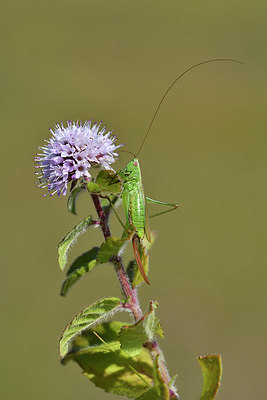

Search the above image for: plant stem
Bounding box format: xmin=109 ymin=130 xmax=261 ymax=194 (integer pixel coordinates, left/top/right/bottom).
xmin=91 ymin=193 xmax=142 ymax=319
xmin=91 ymin=193 xmax=111 ymax=238
xmin=90 ymin=193 xmax=179 ymax=399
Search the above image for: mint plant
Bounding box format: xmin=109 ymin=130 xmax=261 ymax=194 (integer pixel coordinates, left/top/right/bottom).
xmin=36 ymin=120 xmax=223 ymax=399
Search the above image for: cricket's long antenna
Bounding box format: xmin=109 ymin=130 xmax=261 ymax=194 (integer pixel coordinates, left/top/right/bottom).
xmin=119 ymin=149 xmax=137 ymax=158
xmin=136 ymin=58 xmax=243 ymax=156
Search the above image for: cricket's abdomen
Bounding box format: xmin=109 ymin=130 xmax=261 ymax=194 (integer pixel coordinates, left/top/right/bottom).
xmin=128 ymin=185 xmax=146 ymax=240
xmin=120 ymin=158 xmax=149 ymax=241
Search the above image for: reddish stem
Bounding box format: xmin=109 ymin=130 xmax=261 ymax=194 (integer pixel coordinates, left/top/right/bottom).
xmin=91 ymin=194 xmax=142 ymax=319
xmin=90 ymin=193 xmax=179 ymax=399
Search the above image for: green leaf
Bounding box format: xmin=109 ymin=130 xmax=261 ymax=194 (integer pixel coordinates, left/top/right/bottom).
xmin=86 ymin=182 xmax=101 ymax=193
xmin=101 ymin=195 xmax=119 ymax=214
xmin=97 ymin=235 xmax=130 ymax=264
xmin=127 ymin=232 xmax=156 ymax=288
xmin=96 ymin=170 xmax=121 ymax=193
xmin=67 ymin=185 xmax=85 ymax=215
xmin=143 ymin=301 xmax=164 ymax=340
xmin=59 ymin=297 xmax=122 ymax=358
xmin=119 ymin=301 xmax=163 ymax=357
xmin=62 ymin=321 xmax=122 ymax=359
xmin=63 ymin=321 xmax=154 ymax=398
xmin=60 ymin=247 xmax=100 ymax=296
xmin=87 ymin=170 xmax=121 ymax=195
xmin=119 ymin=320 xmax=148 ymax=357
xmin=198 ymin=355 xmax=222 ymax=400
xmin=135 ymin=388 xmax=161 ymax=399
xmin=57 ymin=215 xmax=94 ymax=271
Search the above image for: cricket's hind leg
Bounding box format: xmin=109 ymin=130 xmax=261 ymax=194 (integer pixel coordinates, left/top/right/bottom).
xmin=146 ymin=196 xmax=178 ymax=219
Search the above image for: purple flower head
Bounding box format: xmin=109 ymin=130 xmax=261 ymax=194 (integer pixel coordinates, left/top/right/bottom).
xmin=35 ymin=120 xmax=124 ymax=196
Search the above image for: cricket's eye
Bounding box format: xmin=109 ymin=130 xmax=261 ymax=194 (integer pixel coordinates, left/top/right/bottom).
xmin=133 ymin=161 xmax=138 ymax=167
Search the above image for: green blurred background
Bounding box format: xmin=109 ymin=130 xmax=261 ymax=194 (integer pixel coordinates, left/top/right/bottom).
xmin=1 ymin=0 xmax=266 ymax=399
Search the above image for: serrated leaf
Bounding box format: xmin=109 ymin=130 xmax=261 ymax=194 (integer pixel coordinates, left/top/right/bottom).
xmin=198 ymin=355 xmax=222 ymax=400
xmin=57 ymin=215 xmax=95 ymax=271
xmin=97 ymin=233 xmax=133 ymax=264
xmin=60 ymin=247 xmax=100 ymax=296
xmin=119 ymin=320 xmax=148 ymax=357
xmin=67 ymin=185 xmax=85 ymax=215
xmin=59 ymin=297 xmax=122 ymax=358
xmin=63 ymin=321 xmax=154 ymax=398
xmin=144 ymin=301 xmax=164 ymax=340
xmin=87 ymin=170 xmax=121 ymax=195
xmin=127 ymin=232 xmax=156 ymax=288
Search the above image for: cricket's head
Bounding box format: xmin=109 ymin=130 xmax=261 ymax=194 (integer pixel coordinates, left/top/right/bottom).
xmin=118 ymin=158 xmax=140 ymax=181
